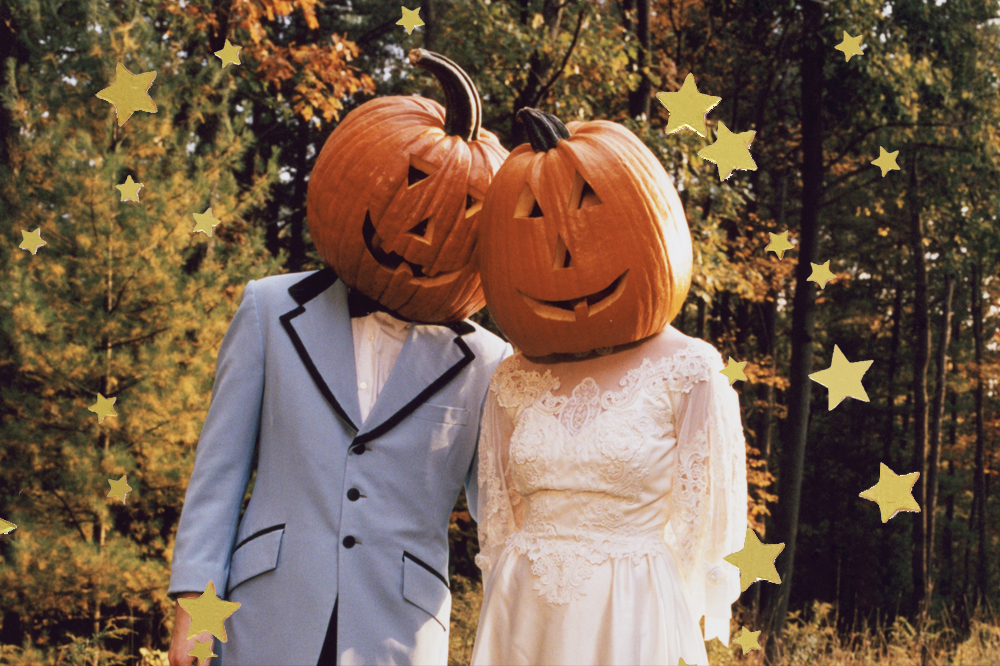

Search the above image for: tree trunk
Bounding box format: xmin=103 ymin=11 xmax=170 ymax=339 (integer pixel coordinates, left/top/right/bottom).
xmin=288 ymin=120 xmax=309 ymax=272
xmin=423 ymin=0 xmax=437 ymax=52
xmin=907 ymin=151 xmax=931 ymax=618
xmin=970 ymin=260 xmax=987 ymax=604
xmin=764 ymin=2 xmax=823 ymax=660
xmin=625 ymin=0 xmax=652 ymax=120
xmin=883 ymin=276 xmax=904 ymax=465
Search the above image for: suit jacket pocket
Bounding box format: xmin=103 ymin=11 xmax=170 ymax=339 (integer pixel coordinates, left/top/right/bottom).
xmin=402 ymin=551 xmax=451 ymax=631
xmin=227 ymin=524 xmax=285 ymax=594
xmin=409 ymin=403 xmax=469 ymax=426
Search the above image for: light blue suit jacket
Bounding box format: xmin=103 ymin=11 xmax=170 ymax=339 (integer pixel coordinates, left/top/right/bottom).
xmin=168 ymin=269 xmax=511 ymax=665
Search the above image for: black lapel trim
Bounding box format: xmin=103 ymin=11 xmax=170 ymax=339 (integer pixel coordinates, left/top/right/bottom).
xmin=403 ymin=550 xmax=450 ymax=589
xmin=232 ymin=523 xmax=286 ymax=553
xmin=445 ymin=320 xmax=475 ymax=336
xmin=280 ymin=304 xmax=359 ymax=433
xmin=351 ymin=335 xmax=475 ymax=451
xmin=289 ymin=267 xmax=338 ymax=305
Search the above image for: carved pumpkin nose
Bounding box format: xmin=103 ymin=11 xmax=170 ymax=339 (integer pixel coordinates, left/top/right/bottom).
xmin=408 ymin=217 xmax=431 ymax=237
xmin=553 ymin=235 xmax=573 ymax=269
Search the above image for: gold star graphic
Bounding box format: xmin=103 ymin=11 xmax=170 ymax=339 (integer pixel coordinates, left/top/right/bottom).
xmin=88 ymin=393 xmax=118 ymax=423
xmin=724 ymin=528 xmax=784 ymax=592
xmin=19 ymin=228 xmax=46 ymax=255
xmin=807 ymin=260 xmax=837 ymax=289
xmin=698 ymin=121 xmax=757 ymax=181
xmin=189 ymin=638 xmax=218 ymax=666
xmin=192 ymin=208 xmax=222 ymax=237
xmin=677 ymin=659 xmax=693 ymax=666
xmin=397 ymin=7 xmax=424 ymax=34
xmin=860 ymin=463 xmax=921 ymax=523
xmin=215 ymin=39 xmax=242 ymax=68
xmin=108 ymin=474 xmax=132 ymax=504
xmin=872 ymin=146 xmax=900 ymax=177
xmin=116 ymin=175 xmax=144 ymax=203
xmin=765 ymin=231 xmax=794 ymax=259
xmin=835 ymin=31 xmax=865 ymax=62
xmin=95 ymin=63 xmax=158 ymax=127
xmin=655 ymin=73 xmax=722 ymax=137
xmin=733 ymin=626 xmax=762 ymax=653
xmin=0 ymin=517 xmax=15 ymax=535
xmin=178 ymin=581 xmax=241 ymax=642
xmin=809 ymin=344 xmax=873 ymax=410
xmin=720 ymin=357 xmax=748 ymax=386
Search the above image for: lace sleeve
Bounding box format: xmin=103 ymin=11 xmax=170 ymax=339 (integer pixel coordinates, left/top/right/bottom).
xmin=474 ymin=364 xmax=522 ymax=584
xmin=664 ymin=345 xmax=748 ymax=645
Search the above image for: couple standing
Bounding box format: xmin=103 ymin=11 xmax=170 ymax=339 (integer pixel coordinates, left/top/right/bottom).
xmin=167 ymin=50 xmax=748 ymax=666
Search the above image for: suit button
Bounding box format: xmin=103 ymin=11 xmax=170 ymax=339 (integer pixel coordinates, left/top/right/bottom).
xmin=347 ymin=488 xmax=361 ymax=501
xmin=343 ymin=536 xmax=356 ymax=548
xmin=352 ymin=444 xmax=365 ymax=455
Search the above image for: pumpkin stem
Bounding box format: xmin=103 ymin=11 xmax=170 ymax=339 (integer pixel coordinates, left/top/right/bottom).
xmin=517 ymin=108 xmax=571 ymax=153
xmin=408 ymin=49 xmax=482 ymax=142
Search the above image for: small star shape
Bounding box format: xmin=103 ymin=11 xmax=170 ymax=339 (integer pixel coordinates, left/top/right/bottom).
xmin=88 ymin=393 xmax=118 ymax=423
xmin=178 ymin=581 xmax=241 ymax=642
xmin=192 ymin=208 xmax=222 ymax=237
xmin=19 ymin=228 xmax=46 ymax=254
xmin=835 ymin=31 xmax=865 ymax=62
xmin=698 ymin=121 xmax=757 ymax=181
xmin=397 ymin=7 xmax=425 ymax=34
xmin=808 ymin=260 xmax=837 ymax=289
xmin=0 ymin=517 xmax=15 ymax=535
xmin=655 ymin=73 xmax=722 ymax=137
xmin=872 ymin=146 xmax=900 ymax=177
xmin=188 ymin=638 xmax=218 ymax=666
xmin=215 ymin=39 xmax=242 ymax=68
xmin=95 ymin=63 xmax=158 ymax=127
xmin=733 ymin=626 xmax=762 ymax=653
xmin=809 ymin=344 xmax=873 ymax=410
xmin=108 ymin=474 xmax=132 ymax=504
xmin=860 ymin=463 xmax=921 ymax=522
xmin=677 ymin=659 xmax=694 ymax=666
xmin=765 ymin=231 xmax=794 ymax=259
xmin=720 ymin=357 xmax=748 ymax=386
xmin=116 ymin=175 xmax=144 ymax=202
xmin=724 ymin=528 xmax=784 ymax=592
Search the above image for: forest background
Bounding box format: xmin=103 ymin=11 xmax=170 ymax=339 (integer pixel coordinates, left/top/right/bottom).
xmin=0 ymin=0 xmax=999 ymax=664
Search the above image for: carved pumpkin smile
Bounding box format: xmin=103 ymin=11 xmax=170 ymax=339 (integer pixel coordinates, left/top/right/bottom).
xmin=361 ymin=211 xmax=463 ymax=286
xmin=519 ymin=270 xmax=629 ymax=321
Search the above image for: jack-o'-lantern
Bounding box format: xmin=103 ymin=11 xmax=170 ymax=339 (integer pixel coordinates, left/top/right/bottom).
xmin=306 ymin=49 xmax=508 ymax=323
xmin=479 ymin=108 xmax=692 ymax=356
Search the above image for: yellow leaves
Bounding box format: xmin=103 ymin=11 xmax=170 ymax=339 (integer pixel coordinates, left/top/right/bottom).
xmin=532 ymin=13 xmax=545 ymax=30
xmin=878 ymin=227 xmax=890 ymax=236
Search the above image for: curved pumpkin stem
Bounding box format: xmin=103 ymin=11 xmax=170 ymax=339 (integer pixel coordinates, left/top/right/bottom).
xmin=517 ymin=108 xmax=571 ymax=153
xmin=408 ymin=49 xmax=482 ymax=142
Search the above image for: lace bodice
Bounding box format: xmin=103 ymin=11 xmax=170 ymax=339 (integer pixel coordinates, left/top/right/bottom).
xmin=475 ymin=334 xmax=748 ymax=644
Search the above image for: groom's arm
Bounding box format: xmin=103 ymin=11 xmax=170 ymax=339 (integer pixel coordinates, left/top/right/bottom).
xmin=168 ymin=279 xmax=265 ymax=600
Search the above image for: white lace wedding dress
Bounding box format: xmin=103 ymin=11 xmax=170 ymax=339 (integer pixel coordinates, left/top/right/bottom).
xmin=471 ymin=329 xmax=748 ymax=666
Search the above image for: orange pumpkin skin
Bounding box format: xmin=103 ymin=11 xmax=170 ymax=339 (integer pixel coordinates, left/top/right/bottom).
xmin=307 ymin=51 xmax=508 ymax=323
xmin=479 ymin=109 xmax=692 ymax=356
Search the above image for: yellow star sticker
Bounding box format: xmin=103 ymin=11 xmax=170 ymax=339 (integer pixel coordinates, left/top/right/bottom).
xmin=178 ymin=581 xmax=241 ymax=642
xmin=88 ymin=393 xmax=118 ymax=423
xmin=95 ymin=63 xmax=158 ymax=127
xmin=809 ymin=344 xmax=873 ymax=410
xmin=677 ymin=659 xmax=694 ymax=666
xmin=0 ymin=517 xmax=15 ymax=535
xmin=720 ymin=357 xmax=748 ymax=386
xmin=872 ymin=146 xmax=900 ymax=177
xmin=724 ymin=528 xmax=784 ymax=592
xmin=116 ymin=175 xmax=144 ymax=203
xmin=733 ymin=626 xmax=762 ymax=653
xmin=765 ymin=231 xmax=794 ymax=259
xmin=835 ymin=31 xmax=865 ymax=62
xmin=655 ymin=73 xmax=722 ymax=137
xmin=807 ymin=260 xmax=837 ymax=289
xmin=214 ymin=39 xmax=242 ymax=68
xmin=698 ymin=121 xmax=757 ymax=181
xmin=397 ymin=6 xmax=424 ymax=34
xmin=108 ymin=474 xmax=132 ymax=504
xmin=19 ymin=228 xmax=46 ymax=255
xmin=192 ymin=208 xmax=222 ymax=237
xmin=188 ymin=638 xmax=218 ymax=666
xmin=860 ymin=463 xmax=921 ymax=523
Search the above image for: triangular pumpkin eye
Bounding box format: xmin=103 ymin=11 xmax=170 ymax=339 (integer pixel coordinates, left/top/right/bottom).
xmin=569 ymin=172 xmax=603 ymax=210
xmin=408 ymin=165 xmax=431 ymax=187
xmin=514 ymin=184 xmax=544 ymax=218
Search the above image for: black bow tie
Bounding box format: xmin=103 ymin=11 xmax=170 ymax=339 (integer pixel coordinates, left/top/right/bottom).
xmin=347 ymin=288 xmax=411 ymax=322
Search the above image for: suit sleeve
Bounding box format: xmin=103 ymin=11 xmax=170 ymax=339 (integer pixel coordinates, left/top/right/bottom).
xmin=465 ymin=341 xmax=514 ymax=525
xmin=168 ymin=280 xmax=265 ymax=600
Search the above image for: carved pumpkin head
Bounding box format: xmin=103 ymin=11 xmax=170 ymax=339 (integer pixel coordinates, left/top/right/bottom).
xmin=307 ymin=49 xmax=508 ymax=323
xmin=479 ymin=108 xmax=692 ymax=356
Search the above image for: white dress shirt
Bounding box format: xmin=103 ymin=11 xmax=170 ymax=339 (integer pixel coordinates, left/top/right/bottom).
xmin=351 ymin=310 xmax=412 ymax=423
